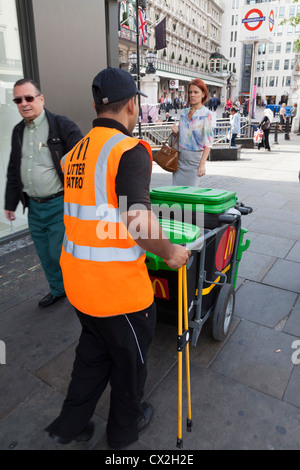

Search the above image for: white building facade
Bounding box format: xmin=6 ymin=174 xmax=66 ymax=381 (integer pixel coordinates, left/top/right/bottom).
xmin=118 ymin=0 xmax=227 ymax=103
xmin=220 ymin=0 xmax=300 ymax=106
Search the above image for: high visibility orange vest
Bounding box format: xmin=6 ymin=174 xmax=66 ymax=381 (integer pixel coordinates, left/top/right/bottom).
xmin=60 ymin=126 xmax=154 ymax=317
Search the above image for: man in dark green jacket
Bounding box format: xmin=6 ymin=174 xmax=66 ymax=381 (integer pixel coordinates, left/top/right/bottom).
xmin=4 ymin=79 xmax=83 ymax=307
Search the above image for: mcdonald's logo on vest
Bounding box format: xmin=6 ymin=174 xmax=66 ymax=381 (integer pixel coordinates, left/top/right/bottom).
xmin=150 ymin=276 xmax=170 ymax=300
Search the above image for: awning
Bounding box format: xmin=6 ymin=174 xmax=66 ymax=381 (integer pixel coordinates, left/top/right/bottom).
xmin=154 ymin=70 xmax=225 ymax=88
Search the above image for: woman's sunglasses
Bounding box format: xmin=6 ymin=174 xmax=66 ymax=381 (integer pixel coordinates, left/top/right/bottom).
xmin=13 ymin=94 xmax=41 ymax=105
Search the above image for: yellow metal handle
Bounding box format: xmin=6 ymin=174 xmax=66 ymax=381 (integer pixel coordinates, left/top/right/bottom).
xmin=177 ymin=265 xmax=193 ymax=448
xmin=183 ymin=265 xmax=192 ymax=428
xmin=177 ymin=267 xmax=183 ymax=447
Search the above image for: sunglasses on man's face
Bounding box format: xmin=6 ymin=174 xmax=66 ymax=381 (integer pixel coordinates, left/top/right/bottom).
xmin=13 ymin=94 xmax=41 ymax=105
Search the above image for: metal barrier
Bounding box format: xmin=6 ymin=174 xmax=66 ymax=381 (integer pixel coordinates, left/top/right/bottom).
xmin=133 ymin=117 xmax=256 ymax=149
xmin=132 ymin=122 xmax=174 ymax=146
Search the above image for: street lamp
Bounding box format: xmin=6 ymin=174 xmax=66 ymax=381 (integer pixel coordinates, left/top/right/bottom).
xmin=128 ymin=1 xmax=143 ymax=138
xmin=129 ymin=52 xmax=138 ymax=75
xmin=226 ymin=72 xmax=232 ymax=100
xmin=145 ymin=50 xmax=156 ymax=74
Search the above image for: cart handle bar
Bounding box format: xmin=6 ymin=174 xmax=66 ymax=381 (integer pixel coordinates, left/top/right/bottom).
xmin=186 ymin=225 xmax=225 ymax=251
xmin=218 ymin=213 xmax=240 ymax=224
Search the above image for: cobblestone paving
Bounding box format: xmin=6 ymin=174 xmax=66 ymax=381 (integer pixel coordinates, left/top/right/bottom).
xmin=0 ymin=241 xmax=44 ymax=300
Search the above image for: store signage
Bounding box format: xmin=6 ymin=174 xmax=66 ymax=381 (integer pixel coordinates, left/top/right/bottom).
xmin=240 ymin=3 xmax=277 ymax=44
xmin=269 ymin=9 xmax=275 ymax=32
xmin=242 ymin=8 xmax=265 ymax=32
xmin=169 ymin=80 xmax=179 ymax=89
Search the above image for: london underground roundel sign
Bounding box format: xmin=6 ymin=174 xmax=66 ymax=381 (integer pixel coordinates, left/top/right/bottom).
xmin=269 ymin=9 xmax=275 ymax=32
xmin=242 ymin=8 xmax=265 ymax=32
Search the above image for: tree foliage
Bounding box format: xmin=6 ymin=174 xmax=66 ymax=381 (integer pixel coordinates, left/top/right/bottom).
xmin=281 ymin=0 xmax=300 ymax=51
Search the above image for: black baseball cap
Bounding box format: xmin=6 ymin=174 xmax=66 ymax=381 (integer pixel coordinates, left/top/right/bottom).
xmin=92 ymin=67 xmax=147 ymax=105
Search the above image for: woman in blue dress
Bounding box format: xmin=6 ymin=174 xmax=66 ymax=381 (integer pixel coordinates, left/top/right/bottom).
xmin=172 ymin=78 xmax=214 ymax=187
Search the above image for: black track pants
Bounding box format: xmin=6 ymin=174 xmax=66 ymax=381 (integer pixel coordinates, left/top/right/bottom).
xmin=45 ymin=302 xmax=156 ymax=448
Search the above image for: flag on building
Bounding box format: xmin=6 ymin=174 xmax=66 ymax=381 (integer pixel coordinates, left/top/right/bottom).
xmin=135 ymin=8 xmax=148 ymax=46
xmin=155 ymin=17 xmax=167 ymax=50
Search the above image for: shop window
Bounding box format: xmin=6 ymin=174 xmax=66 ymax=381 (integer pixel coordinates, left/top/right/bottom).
xmin=0 ymin=1 xmax=27 ymax=240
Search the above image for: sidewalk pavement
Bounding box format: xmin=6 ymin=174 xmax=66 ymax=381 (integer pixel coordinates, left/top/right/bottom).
xmin=0 ymin=130 xmax=300 ymax=451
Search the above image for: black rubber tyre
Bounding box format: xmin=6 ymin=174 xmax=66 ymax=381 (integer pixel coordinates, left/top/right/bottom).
xmin=212 ymin=283 xmax=235 ymax=341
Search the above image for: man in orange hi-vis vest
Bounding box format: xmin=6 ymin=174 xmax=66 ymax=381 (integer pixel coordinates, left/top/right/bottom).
xmin=45 ymin=68 xmax=190 ymax=449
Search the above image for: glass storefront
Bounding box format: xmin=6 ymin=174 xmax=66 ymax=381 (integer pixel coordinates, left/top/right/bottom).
xmin=0 ymin=0 xmax=27 ymax=240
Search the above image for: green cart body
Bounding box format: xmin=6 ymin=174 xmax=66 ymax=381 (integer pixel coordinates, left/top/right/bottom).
xmin=146 ymin=186 xmax=252 ymax=345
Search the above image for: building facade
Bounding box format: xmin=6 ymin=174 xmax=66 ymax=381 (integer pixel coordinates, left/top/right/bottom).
xmin=118 ymin=0 xmax=227 ymax=104
xmin=0 ymin=0 xmax=119 ymax=241
xmin=220 ymin=0 xmax=300 ymax=106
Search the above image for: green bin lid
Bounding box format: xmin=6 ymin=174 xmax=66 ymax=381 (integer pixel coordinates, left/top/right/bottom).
xmin=150 ymin=186 xmax=237 ymax=214
xmin=146 ymin=218 xmax=201 ymax=271
xmin=150 ymin=186 xmax=236 ymax=204
xmin=158 ymin=218 xmax=201 ymax=244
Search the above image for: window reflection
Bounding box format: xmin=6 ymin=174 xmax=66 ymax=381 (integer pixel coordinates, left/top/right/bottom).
xmin=0 ymin=0 xmax=27 ymax=240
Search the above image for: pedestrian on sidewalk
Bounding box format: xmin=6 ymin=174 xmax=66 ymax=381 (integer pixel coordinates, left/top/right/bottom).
xmin=45 ymin=68 xmax=190 ymax=449
xmin=279 ymin=102 xmax=287 ymax=132
xmin=212 ymin=93 xmax=220 ymax=111
xmin=164 ymin=112 xmax=174 ymax=122
xmin=171 ymin=78 xmax=214 ymax=186
xmin=173 ymin=95 xmax=179 ymax=113
xmin=290 ymin=103 xmax=297 ymax=125
xmin=258 ymin=108 xmax=272 ymax=151
xmin=225 ymin=97 xmax=232 ymax=112
xmin=228 ymin=107 xmax=240 ymax=147
xmin=4 ymin=79 xmax=83 ymax=307
xmin=242 ymin=98 xmax=249 ymax=117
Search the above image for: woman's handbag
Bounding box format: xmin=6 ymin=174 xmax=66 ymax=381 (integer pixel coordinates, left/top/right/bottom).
xmin=153 ymin=132 xmax=179 ymax=173
xmin=261 ymin=118 xmax=270 ymax=130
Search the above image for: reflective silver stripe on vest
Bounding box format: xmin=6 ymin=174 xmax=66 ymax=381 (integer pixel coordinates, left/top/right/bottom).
xmin=94 ymin=133 xmax=128 ymax=208
xmin=64 ymin=202 xmax=121 ymax=223
xmin=63 ymin=233 xmax=145 ymax=262
xmin=61 ymin=153 xmax=68 ymax=173
xmin=63 ymin=132 xmax=144 ymax=263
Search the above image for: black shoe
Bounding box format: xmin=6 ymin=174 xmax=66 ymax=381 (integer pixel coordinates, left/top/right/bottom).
xmin=47 ymin=421 xmax=95 ymax=445
xmin=137 ymin=402 xmax=154 ymax=434
xmin=39 ymin=292 xmax=66 ymax=307
xmin=107 ymin=402 xmax=154 ymax=449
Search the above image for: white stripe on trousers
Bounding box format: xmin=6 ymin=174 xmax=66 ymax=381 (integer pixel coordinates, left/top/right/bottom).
xmin=125 ymin=314 xmax=145 ymax=365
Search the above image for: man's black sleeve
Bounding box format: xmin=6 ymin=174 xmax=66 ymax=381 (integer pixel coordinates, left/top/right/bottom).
xmin=115 ymin=143 xmax=152 ymax=212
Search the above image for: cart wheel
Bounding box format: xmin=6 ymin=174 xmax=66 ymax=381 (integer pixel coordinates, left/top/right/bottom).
xmin=212 ymin=283 xmax=235 ymax=341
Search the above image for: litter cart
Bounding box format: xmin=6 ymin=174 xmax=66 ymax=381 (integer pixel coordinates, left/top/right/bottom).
xmin=146 ymin=186 xmax=252 ymax=346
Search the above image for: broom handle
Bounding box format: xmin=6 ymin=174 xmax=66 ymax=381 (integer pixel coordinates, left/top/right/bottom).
xmin=177 ymin=267 xmax=183 ymax=448
xmin=183 ymin=265 xmax=192 ymax=430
